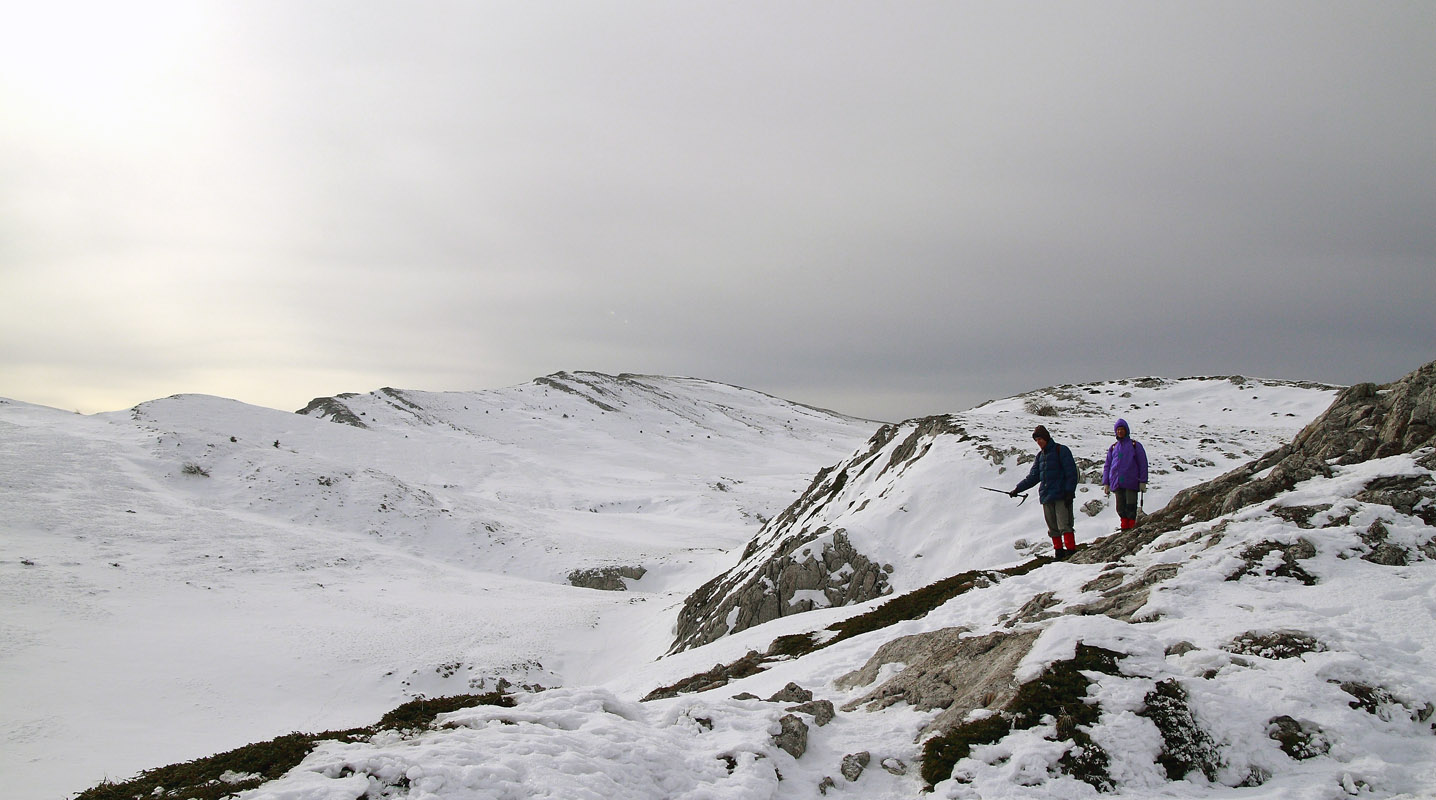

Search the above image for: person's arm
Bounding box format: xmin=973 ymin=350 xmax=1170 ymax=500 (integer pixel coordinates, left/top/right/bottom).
xmin=1013 ymin=459 xmax=1041 ymax=494
xmin=1061 ymin=446 xmax=1079 ymax=497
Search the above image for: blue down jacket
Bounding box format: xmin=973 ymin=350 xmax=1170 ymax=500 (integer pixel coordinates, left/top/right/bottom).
xmin=1015 ymin=439 xmax=1080 ymax=504
xmin=1102 ymin=418 xmax=1149 ymax=491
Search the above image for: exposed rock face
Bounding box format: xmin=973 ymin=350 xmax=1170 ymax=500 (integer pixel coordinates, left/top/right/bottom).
xmin=640 ymin=651 xmax=766 ymax=702
xmin=1082 ymin=359 xmax=1436 ymax=563
xmin=297 ymin=395 xmax=368 ymax=428
xmin=567 ymin=565 xmax=646 ymax=591
xmin=669 ymin=527 xmax=891 ymax=653
xmin=837 ymin=628 xmax=1040 ymax=735
xmin=1065 ymin=563 xmax=1180 ymax=621
xmin=533 ymin=373 xmax=622 ymax=413
xmin=669 ymin=417 xmax=981 ymax=654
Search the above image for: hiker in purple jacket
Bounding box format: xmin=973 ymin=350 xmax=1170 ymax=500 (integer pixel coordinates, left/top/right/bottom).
xmin=1102 ymin=418 xmax=1148 ymax=530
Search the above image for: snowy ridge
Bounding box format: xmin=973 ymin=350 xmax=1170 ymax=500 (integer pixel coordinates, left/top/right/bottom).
xmin=129 ymin=371 xmax=878 ymax=583
xmin=670 ymin=376 xmax=1339 ymax=653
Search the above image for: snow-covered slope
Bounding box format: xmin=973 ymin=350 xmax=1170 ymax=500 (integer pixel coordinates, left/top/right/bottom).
xmin=670 ymin=376 xmax=1339 ymax=653
xmin=207 ymin=363 xmax=1435 ymax=800
xmin=0 ymin=372 xmax=877 ymax=800
xmin=16 ymin=365 xmax=1436 ymax=800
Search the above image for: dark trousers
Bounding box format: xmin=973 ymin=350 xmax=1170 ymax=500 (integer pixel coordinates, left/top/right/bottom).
xmin=1042 ymin=498 xmax=1075 ymax=536
xmin=1114 ymin=489 xmax=1140 ymax=520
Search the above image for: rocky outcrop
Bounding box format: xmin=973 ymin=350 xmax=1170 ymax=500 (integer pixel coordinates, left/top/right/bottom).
xmin=840 ymin=751 xmax=871 ymax=781
xmin=1081 ymin=359 xmax=1436 ymax=563
xmin=669 ymin=528 xmax=892 ymax=653
xmin=534 ymin=373 xmax=622 ymax=413
xmin=773 ymin=714 xmax=809 ymax=758
xmin=669 ymin=417 xmax=982 ymax=654
xmin=837 ymin=629 xmax=1041 ymax=735
xmin=297 ymin=395 xmax=369 ymax=428
xmin=640 ymin=651 xmax=768 ymax=701
xmin=567 ymin=565 xmax=646 ymax=591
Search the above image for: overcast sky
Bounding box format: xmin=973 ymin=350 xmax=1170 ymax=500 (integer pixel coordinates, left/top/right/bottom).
xmin=2 ymin=2 xmax=1432 ymax=422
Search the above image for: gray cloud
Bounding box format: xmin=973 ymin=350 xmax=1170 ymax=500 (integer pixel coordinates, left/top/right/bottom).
xmin=2 ymin=1 xmax=1431 ymax=420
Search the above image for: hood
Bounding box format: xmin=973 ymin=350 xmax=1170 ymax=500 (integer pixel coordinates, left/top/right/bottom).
xmin=1114 ymin=418 xmax=1131 ymax=437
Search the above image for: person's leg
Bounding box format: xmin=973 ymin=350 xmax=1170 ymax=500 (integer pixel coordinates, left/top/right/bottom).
xmin=1115 ymin=489 xmax=1137 ymax=528
xmin=1043 ymin=502 xmax=1063 ymax=556
xmin=1058 ymin=498 xmax=1076 ymax=553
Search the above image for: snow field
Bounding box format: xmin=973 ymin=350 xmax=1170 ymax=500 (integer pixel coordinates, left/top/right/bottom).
xmin=14 ymin=374 xmax=1417 ymax=800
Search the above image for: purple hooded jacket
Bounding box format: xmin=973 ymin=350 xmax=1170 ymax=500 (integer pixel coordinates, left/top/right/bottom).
xmin=1102 ymin=418 xmax=1149 ymax=491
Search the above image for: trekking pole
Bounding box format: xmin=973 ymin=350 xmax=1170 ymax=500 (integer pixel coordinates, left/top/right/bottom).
xmin=981 ymin=487 xmax=1028 ymax=506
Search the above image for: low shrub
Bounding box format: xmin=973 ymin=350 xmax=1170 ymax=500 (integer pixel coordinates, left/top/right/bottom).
xmin=75 ymin=692 xmax=512 ymax=800
xmin=75 ymin=732 xmax=362 ymax=800
xmin=921 ymin=714 xmax=1011 ymax=785
xmin=1140 ymin=679 xmax=1222 ymax=781
xmin=376 ymin=691 xmax=513 ymax=731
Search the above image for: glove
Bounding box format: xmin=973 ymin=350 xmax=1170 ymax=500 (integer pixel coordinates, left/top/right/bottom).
xmin=1009 ymin=490 xmax=1019 ymax=498
xmin=1139 ymin=482 xmax=1148 ymax=492
xmin=1102 ymin=485 xmax=1111 ymax=496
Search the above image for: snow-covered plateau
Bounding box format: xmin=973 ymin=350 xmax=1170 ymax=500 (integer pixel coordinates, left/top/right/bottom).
xmin=4 ymin=365 xmax=1435 ymax=800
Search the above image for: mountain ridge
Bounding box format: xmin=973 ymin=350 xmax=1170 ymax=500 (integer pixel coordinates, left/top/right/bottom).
xmin=1 ymin=371 xmax=879 ymax=800
xmin=668 ymin=374 xmax=1340 ymax=654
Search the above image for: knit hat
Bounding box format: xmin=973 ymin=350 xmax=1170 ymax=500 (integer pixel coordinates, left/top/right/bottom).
xmin=1032 ymin=425 xmax=1051 ymax=441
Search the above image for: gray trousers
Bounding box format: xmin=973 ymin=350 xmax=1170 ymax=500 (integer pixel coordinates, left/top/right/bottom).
xmin=1114 ymin=488 xmax=1140 ymax=520
xmin=1042 ymin=498 xmax=1075 ymax=537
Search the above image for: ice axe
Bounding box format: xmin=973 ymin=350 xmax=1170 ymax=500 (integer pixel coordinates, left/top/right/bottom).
xmin=982 ymin=486 xmax=1028 ymax=506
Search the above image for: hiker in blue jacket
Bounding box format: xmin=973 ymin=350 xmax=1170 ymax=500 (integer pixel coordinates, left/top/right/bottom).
xmin=1102 ymin=418 xmax=1149 ymax=530
xmin=1011 ymin=425 xmax=1081 ymax=559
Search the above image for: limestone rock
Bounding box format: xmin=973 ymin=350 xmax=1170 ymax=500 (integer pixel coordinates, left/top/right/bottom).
xmin=841 ymin=751 xmax=871 ymax=781
xmin=670 ymin=528 xmax=891 ymax=653
xmin=567 ymin=565 xmax=647 ymax=591
xmin=837 ymin=628 xmax=1039 ymax=735
xmin=669 ymin=418 xmax=990 ymax=654
xmin=786 ymin=699 xmax=835 ymax=726
xmin=767 ymin=682 xmax=812 ymax=704
xmin=774 ymin=713 xmax=809 ymax=758
xmin=297 ymin=395 xmax=369 ymax=428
